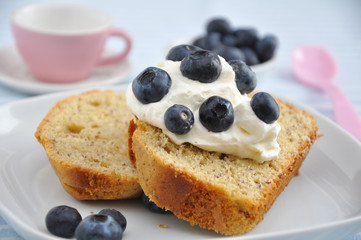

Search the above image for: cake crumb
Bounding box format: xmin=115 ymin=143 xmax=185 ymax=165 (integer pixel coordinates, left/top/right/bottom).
xmin=159 ymin=224 xmax=168 ymax=228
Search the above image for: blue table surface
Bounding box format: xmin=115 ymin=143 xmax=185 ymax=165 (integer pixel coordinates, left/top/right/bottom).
xmin=0 ymin=0 xmax=361 ymax=239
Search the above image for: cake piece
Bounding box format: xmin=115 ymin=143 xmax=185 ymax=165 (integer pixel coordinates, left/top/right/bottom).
xmin=129 ymin=99 xmax=319 ymax=235
xmin=127 ymin=45 xmax=320 ymax=235
xmin=35 ymin=90 xmax=142 ymax=200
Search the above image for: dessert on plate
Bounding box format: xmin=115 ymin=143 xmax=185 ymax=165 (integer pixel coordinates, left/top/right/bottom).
xmin=127 ymin=45 xmax=319 ymax=235
xmin=34 ymin=43 xmax=319 ymax=236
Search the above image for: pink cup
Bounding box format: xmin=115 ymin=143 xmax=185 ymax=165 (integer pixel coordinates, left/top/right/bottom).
xmin=11 ymin=3 xmax=132 ymax=83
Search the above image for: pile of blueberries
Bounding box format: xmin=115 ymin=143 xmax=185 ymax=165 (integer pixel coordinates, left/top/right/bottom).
xmin=45 ymin=193 xmax=169 ymax=239
xmin=133 ymin=44 xmax=280 ymax=136
xmin=45 ymin=206 xmax=127 ymax=239
xmin=192 ymin=17 xmax=278 ymax=66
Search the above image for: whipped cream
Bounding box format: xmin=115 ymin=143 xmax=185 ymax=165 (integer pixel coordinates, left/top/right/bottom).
xmin=126 ymin=57 xmax=281 ymax=163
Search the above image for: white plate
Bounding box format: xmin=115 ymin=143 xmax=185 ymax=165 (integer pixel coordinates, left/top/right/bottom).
xmin=0 ymin=85 xmax=361 ymax=240
xmin=0 ymin=45 xmax=132 ymax=95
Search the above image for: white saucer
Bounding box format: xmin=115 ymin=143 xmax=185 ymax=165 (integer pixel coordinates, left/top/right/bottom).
xmin=0 ymin=45 xmax=132 ymax=95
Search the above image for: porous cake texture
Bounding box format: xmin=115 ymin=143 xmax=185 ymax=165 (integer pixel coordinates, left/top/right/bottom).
xmin=36 ymin=90 xmax=142 ymax=200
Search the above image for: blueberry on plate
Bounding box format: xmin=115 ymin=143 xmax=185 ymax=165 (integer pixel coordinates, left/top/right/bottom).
xmin=240 ymin=47 xmax=260 ymax=66
xmin=251 ymin=92 xmax=280 ymax=124
xmin=141 ymin=192 xmax=170 ymax=214
xmin=98 ymin=209 xmax=127 ymax=232
xmin=180 ymin=50 xmax=222 ymax=83
xmin=233 ymin=28 xmax=258 ymax=48
xmin=206 ymin=17 xmax=231 ymax=35
xmin=132 ymin=67 xmax=171 ymax=104
xmin=45 ymin=205 xmax=82 ymax=238
xmin=255 ymin=34 xmax=278 ymax=62
xmin=213 ymin=45 xmax=246 ymax=62
xmin=199 ymin=96 xmax=234 ymax=132
xmin=75 ymin=214 xmax=123 ymax=240
xmin=166 ymin=44 xmax=202 ymax=61
xmin=164 ymin=104 xmax=194 ymax=134
xmin=228 ymin=60 xmax=257 ymax=94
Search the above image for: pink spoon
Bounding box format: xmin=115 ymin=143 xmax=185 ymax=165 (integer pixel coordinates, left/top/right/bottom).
xmin=292 ymin=45 xmax=361 ymax=140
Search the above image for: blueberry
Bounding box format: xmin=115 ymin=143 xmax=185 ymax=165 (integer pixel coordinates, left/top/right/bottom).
xmin=98 ymin=209 xmax=127 ymax=232
xmin=213 ymin=45 xmax=246 ymax=62
xmin=180 ymin=50 xmax=221 ymax=83
xmin=45 ymin=205 xmax=82 ymax=238
xmin=166 ymin=44 xmax=202 ymax=61
xmin=255 ymin=34 xmax=278 ymax=62
xmin=222 ymin=34 xmax=238 ymax=47
xmin=141 ymin=193 xmax=170 ymax=214
xmin=192 ymin=36 xmax=207 ymax=49
xmin=192 ymin=33 xmax=223 ymax=50
xmin=132 ymin=67 xmax=171 ymax=104
xmin=251 ymin=92 xmax=280 ymax=124
xmin=164 ymin=104 xmax=194 ymax=134
xmin=206 ymin=18 xmax=231 ymax=35
xmin=234 ymin=28 xmax=258 ymax=48
xmin=228 ymin=60 xmax=257 ymax=94
xmin=75 ymin=214 xmax=123 ymax=240
xmin=241 ymin=47 xmax=260 ymax=66
xmin=199 ymin=96 xmax=234 ymax=132
xmin=203 ymin=32 xmax=223 ymax=50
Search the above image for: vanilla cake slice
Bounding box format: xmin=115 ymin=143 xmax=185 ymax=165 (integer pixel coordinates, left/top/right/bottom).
xmin=35 ymin=90 xmax=142 ymax=200
xmin=129 ymin=98 xmax=319 ymax=235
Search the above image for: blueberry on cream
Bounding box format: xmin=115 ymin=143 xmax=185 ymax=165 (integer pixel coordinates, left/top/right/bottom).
xmin=132 ymin=67 xmax=171 ymax=104
xmin=199 ymin=96 xmax=234 ymax=132
xmin=180 ymin=50 xmax=221 ymax=83
xmin=166 ymin=44 xmax=202 ymax=61
xmin=251 ymin=92 xmax=280 ymax=124
xmin=127 ymin=45 xmax=281 ymax=163
xmin=228 ymin=59 xmax=257 ymax=94
xmin=164 ymin=104 xmax=194 ymax=135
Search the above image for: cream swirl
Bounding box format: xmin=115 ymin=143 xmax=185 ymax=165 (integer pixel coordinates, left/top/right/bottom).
xmin=126 ymin=57 xmax=281 ymax=163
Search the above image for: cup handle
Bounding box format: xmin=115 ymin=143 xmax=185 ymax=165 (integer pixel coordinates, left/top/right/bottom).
xmin=97 ymin=27 xmax=132 ymax=66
